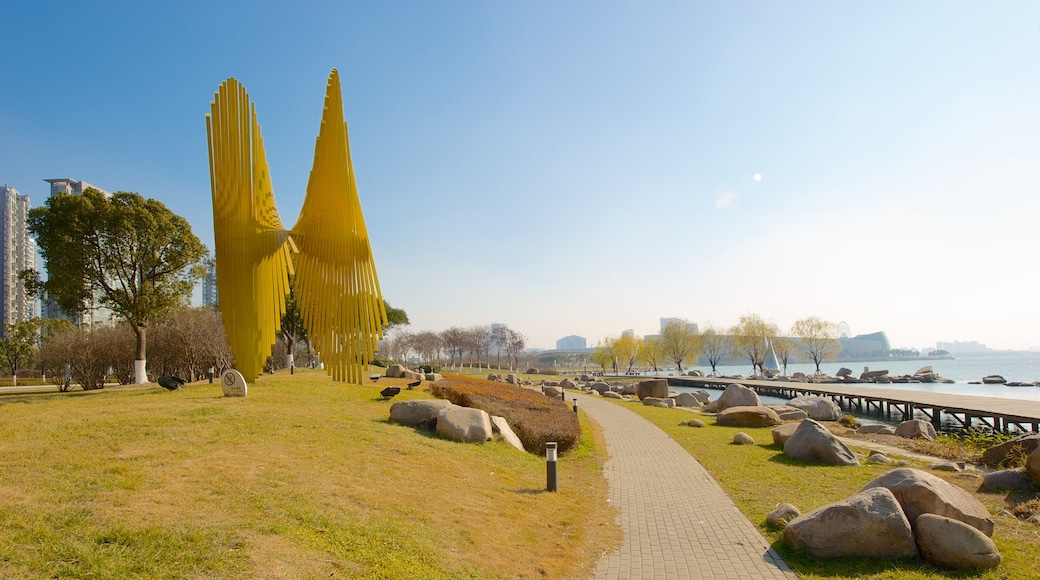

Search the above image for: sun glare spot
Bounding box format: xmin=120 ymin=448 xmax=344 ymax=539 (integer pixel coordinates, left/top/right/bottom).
xmin=753 ymin=173 xmax=762 ymax=182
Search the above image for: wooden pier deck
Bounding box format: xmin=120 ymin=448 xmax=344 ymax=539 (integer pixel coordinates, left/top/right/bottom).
xmin=664 ymin=376 xmax=1040 ymax=433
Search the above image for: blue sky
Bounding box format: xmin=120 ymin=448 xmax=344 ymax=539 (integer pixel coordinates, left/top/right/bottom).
xmin=2 ymin=1 xmax=1039 ymax=351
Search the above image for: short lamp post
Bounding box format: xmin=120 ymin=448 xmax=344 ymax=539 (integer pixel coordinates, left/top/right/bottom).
xmin=572 ymin=398 xmax=578 ymax=413
xmin=546 ymin=442 xmax=558 ymax=492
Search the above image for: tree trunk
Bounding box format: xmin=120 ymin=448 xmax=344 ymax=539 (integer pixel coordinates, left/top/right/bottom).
xmin=134 ymin=323 xmax=148 ymax=384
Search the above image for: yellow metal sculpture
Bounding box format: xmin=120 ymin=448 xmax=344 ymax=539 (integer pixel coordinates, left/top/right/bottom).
xmin=205 ymin=70 xmax=387 ymax=383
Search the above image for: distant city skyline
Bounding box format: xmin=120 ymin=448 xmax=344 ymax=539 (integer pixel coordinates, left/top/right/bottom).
xmin=3 ymin=2 xmax=1039 ymax=352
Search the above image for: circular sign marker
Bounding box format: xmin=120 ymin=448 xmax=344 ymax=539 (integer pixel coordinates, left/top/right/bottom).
xmin=220 ymin=369 xmax=248 ymax=397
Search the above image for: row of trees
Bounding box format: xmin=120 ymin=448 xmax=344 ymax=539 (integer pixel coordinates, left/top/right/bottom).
xmin=379 ymin=325 xmax=527 ymax=370
xmin=593 ymin=315 xmax=841 ymax=377
xmin=0 ymin=308 xmax=233 ymax=389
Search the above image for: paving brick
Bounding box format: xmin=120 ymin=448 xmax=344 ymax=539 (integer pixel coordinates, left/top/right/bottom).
xmin=578 ymin=393 xmax=795 ymax=579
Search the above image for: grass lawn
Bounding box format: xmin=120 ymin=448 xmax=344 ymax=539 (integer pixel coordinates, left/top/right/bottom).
xmin=606 ymin=397 xmax=1040 ymax=579
xmin=0 ymin=369 xmax=618 ymax=579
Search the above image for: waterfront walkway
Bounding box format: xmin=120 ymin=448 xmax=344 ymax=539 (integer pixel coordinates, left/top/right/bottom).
xmin=576 ymin=393 xmax=794 ymax=579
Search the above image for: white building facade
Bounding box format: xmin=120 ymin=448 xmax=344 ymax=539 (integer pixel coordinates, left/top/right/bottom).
xmin=0 ymin=185 xmax=38 ymax=332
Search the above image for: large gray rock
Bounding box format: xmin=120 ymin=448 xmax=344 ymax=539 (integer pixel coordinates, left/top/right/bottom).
xmin=385 ymin=364 xmax=408 ymax=378
xmin=894 ymin=419 xmax=937 ymax=441
xmin=703 ymin=384 xmax=760 ymax=412
xmin=733 ymin=432 xmax=755 ymax=445
xmin=692 ymin=389 xmax=711 ymax=403
xmin=559 ymin=378 xmax=577 ymax=390
xmin=389 ymin=399 xmax=454 ymax=427
xmin=717 ymin=405 xmax=782 ymax=427
xmin=1028 ymin=445 xmax=1040 ymax=482
xmin=436 ymin=406 xmax=493 ymax=443
xmin=490 ymin=415 xmax=525 ymax=451
xmin=782 ymin=487 xmax=917 ymax=558
xmin=636 ymin=379 xmax=668 ymax=400
xmin=673 ymin=392 xmax=703 ymax=407
xmin=787 ymin=396 xmax=842 ymax=421
xmin=979 ymin=469 xmax=1034 ymax=492
xmin=783 ymin=419 xmax=859 ymax=466
xmin=643 ymin=397 xmax=675 ymax=408
xmin=621 ymin=383 xmax=638 ymax=396
xmin=771 ymin=422 xmax=800 ymax=446
xmin=589 ymin=381 xmax=610 ymax=395
xmin=424 ymin=372 xmax=443 ymax=382
xmin=770 ymin=405 xmax=808 ymax=421
xmin=602 ymin=391 xmax=623 ymax=399
xmin=857 ymin=424 xmax=895 ymax=434
xmin=860 ymin=468 xmax=994 ymax=536
xmin=982 ymin=432 xmax=1040 ymax=468
xmin=914 ymin=514 xmax=1000 ymax=570
xmin=543 ymin=386 xmax=563 ymax=398
xmin=401 ymin=370 xmax=424 ymax=381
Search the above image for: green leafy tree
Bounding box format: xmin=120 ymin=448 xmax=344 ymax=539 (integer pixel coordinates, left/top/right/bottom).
xmin=731 ymin=314 xmax=778 ymax=375
xmin=660 ymin=320 xmax=702 ymax=374
xmin=383 ymin=300 xmax=409 ymax=329
xmin=613 ymin=334 xmax=639 ymax=374
xmin=791 ymin=316 xmax=841 ymax=375
xmin=0 ymin=320 xmax=38 ymax=385
xmin=637 ymin=336 xmax=665 ymax=374
xmin=592 ymin=339 xmax=615 ymax=374
xmin=24 ymin=188 xmax=207 ymax=384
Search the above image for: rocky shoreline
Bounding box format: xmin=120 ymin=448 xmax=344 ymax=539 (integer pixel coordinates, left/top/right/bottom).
xmin=685 ymin=366 xmax=1040 ymax=387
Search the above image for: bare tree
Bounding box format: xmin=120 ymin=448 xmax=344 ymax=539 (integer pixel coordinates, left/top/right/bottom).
xmin=771 ymin=335 xmax=797 ymax=376
xmin=439 ymin=327 xmax=466 ymax=368
xmin=791 ymin=316 xmax=841 ymax=375
xmin=505 ymin=328 xmax=526 ymax=370
xmin=700 ymin=325 xmax=732 ymax=376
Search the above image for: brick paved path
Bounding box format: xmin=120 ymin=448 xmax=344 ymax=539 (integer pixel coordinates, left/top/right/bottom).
xmin=577 ymin=393 xmax=795 ymax=579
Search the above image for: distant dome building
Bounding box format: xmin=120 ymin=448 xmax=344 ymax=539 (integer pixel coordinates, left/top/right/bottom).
xmin=839 ymin=331 xmax=891 ymax=357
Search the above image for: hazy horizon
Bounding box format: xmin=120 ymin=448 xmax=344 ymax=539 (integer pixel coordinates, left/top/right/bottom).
xmin=3 ymin=2 xmax=1038 ymax=351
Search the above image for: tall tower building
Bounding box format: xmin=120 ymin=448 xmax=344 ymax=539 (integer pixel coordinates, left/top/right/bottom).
xmin=202 ymin=258 xmax=218 ymax=308
xmin=40 ymin=178 xmax=115 ymax=328
xmin=0 ymin=185 xmax=38 ymax=333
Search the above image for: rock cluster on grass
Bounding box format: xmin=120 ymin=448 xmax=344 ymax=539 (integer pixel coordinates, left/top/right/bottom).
xmin=642 ymin=397 xmax=674 ymax=408
xmin=636 ymin=379 xmax=668 ymax=400
xmin=389 ymin=399 xmax=525 ymax=449
xmin=386 ymin=364 xmax=425 ymax=381
xmin=782 ymin=467 xmax=1000 ymax=570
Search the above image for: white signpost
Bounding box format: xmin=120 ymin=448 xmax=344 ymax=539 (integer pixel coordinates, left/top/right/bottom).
xmin=221 ymin=369 xmax=248 ymax=397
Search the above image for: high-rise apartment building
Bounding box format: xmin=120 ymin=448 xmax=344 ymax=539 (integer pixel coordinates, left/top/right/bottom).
xmin=40 ymin=178 xmax=116 ymax=328
xmin=202 ymin=258 xmax=218 ymax=308
xmin=0 ymin=185 xmax=38 ymax=333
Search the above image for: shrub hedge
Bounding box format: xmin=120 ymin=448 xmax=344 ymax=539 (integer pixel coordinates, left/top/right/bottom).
xmin=432 ymin=374 xmax=581 ymax=453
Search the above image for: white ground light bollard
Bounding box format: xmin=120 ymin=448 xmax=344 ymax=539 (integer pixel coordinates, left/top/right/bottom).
xmin=546 ymin=442 xmax=558 ymax=492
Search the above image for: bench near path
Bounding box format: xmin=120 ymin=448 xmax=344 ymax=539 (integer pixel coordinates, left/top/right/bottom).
xmin=575 ymin=393 xmax=795 ymax=579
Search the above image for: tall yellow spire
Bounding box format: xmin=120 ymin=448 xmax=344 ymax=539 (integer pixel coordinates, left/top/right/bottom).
xmin=205 ymin=71 xmax=386 ymax=383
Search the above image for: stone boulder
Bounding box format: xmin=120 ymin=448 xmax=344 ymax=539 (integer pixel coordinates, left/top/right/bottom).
xmin=425 ymin=372 xmax=443 ymax=382
xmin=860 ymin=369 xmax=889 ymax=381
xmin=643 ymin=397 xmax=675 ymax=408
xmin=914 ymin=514 xmax=1000 ymax=571
xmin=979 ymin=469 xmax=1035 ymax=492
xmin=589 ymin=381 xmax=611 ymax=395
xmin=783 ymin=419 xmax=859 ymax=466
xmin=621 ymin=383 xmax=638 ymax=396
xmin=1028 ymin=445 xmax=1040 ymax=482
xmin=733 ymin=432 xmax=755 ymax=445
xmin=487 ymin=373 xmax=500 ymax=381
xmin=771 ymin=422 xmax=800 ymax=446
xmin=893 ymin=419 xmax=937 ymax=441
xmin=703 ymin=384 xmax=760 ymax=412
xmin=866 ymin=453 xmax=896 ymax=465
xmin=525 ymin=368 xmax=539 ymax=374
xmin=543 ymin=386 xmax=563 ymax=398
xmin=402 ymin=370 xmax=425 ymax=381
xmin=686 ymin=418 xmax=706 ymax=427
xmin=782 ymin=487 xmax=917 ymax=558
xmin=860 ymin=468 xmax=994 ymax=536
xmin=766 ymin=503 xmax=800 ymax=528
xmin=787 ymin=396 xmax=842 ymax=421
xmin=687 ymin=370 xmax=705 ymax=377
xmin=602 ymin=391 xmax=623 ymax=400
xmin=436 ymin=406 xmax=493 ymax=443
xmin=673 ymin=392 xmax=703 ymax=408
xmin=692 ymin=390 xmax=711 ymax=403
xmin=505 ymin=373 xmax=518 ymax=385
xmin=385 ymin=364 xmax=408 ymax=378
xmin=836 ymin=367 xmax=852 ymax=377
xmin=636 ymin=379 xmax=669 ymax=400
xmin=717 ymin=406 xmax=782 ymax=427
xmin=981 ymin=375 xmax=1006 ymax=384
xmin=770 ymin=405 xmax=808 ymax=421
xmin=559 ymin=378 xmax=577 ymax=390
xmin=389 ymin=399 xmax=454 ymax=427
xmin=490 ymin=416 xmax=525 ymax=452
xmin=981 ymin=432 xmax=1040 ymax=468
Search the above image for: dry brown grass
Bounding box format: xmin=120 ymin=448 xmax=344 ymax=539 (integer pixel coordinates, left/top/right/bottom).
xmin=0 ymin=369 xmax=617 ymax=578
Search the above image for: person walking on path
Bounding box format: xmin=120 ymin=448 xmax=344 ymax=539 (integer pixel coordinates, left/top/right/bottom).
xmin=576 ymin=392 xmax=795 ymax=579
